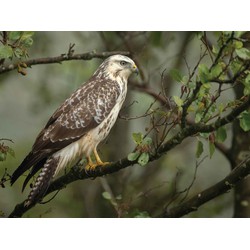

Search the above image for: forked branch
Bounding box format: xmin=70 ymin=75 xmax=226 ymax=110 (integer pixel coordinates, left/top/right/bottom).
xmin=8 ymin=96 xmax=250 ymax=218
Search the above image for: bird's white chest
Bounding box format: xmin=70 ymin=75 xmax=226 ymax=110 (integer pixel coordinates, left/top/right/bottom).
xmin=90 ymin=80 xmax=127 ymax=143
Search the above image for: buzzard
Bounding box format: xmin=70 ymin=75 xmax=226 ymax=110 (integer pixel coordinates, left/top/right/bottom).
xmin=11 ymin=54 xmax=138 ymax=206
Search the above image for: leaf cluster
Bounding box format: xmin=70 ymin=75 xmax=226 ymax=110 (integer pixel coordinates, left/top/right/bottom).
xmin=170 ymin=32 xmax=250 ymax=160
xmin=0 ymin=31 xmax=34 ymax=75
xmin=0 ymin=141 xmax=15 ymax=162
xmin=127 ymin=132 xmax=152 ymax=166
xmin=0 ymin=32 xmax=34 ymax=59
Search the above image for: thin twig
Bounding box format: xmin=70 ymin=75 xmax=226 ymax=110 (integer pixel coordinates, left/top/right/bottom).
xmin=178 ymin=156 xmax=207 ymax=203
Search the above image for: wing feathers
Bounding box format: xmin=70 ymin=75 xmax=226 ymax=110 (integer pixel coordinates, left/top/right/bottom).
xmin=11 ymin=78 xmax=121 ymax=187
xmin=11 ymin=151 xmax=48 ymax=185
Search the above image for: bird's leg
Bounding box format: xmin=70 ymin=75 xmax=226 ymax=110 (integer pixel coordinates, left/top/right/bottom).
xmin=93 ymin=148 xmax=110 ymax=166
xmin=85 ymin=156 xmax=96 ymax=171
xmin=85 ymin=149 xmax=110 ymax=173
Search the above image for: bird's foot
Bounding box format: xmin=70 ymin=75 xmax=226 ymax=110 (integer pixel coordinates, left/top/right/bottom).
xmin=85 ymin=159 xmax=111 ymax=175
xmin=93 ymin=148 xmax=111 ymax=167
xmin=96 ymin=159 xmax=111 ymax=167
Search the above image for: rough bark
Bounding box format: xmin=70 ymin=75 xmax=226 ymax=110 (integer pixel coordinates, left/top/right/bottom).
xmin=232 ymin=83 xmax=250 ymax=217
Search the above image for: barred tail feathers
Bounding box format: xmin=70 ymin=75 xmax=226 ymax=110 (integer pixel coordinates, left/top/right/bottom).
xmin=24 ymin=157 xmax=59 ymax=207
xmin=24 ymin=141 xmax=82 ymax=207
xmin=11 ymin=151 xmax=46 ymax=185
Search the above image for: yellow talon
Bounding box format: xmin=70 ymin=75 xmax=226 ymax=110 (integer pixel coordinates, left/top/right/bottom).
xmin=93 ymin=148 xmax=110 ymax=166
xmin=85 ymin=156 xmax=96 ymax=171
xmin=85 ymin=150 xmax=111 ymax=172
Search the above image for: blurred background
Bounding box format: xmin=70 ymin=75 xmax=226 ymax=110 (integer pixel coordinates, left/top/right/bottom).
xmin=0 ymin=32 xmax=233 ymax=217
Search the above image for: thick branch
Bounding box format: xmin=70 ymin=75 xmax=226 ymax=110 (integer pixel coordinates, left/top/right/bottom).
xmin=0 ymin=50 xmax=130 ymax=74
xmin=162 ymin=157 xmax=250 ymax=218
xmin=9 ymin=158 xmax=133 ymax=217
xmin=8 ymin=96 xmax=250 ymax=218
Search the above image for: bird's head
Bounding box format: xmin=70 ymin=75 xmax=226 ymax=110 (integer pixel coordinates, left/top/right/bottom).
xmin=94 ymin=54 xmax=138 ymax=82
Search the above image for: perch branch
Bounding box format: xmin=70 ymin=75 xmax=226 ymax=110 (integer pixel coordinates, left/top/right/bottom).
xmin=8 ymin=96 xmax=250 ymax=218
xmin=0 ymin=50 xmax=130 ymax=74
xmin=162 ymin=156 xmax=250 ymax=218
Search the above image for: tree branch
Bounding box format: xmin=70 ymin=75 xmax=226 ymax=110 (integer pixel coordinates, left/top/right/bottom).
xmin=8 ymin=96 xmax=250 ymax=218
xmin=162 ymin=156 xmax=250 ymax=218
xmin=130 ymin=81 xmax=170 ymax=108
xmin=0 ymin=50 xmax=130 ymax=74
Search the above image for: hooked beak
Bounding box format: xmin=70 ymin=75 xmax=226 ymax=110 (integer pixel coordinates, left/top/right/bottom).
xmin=132 ymin=64 xmax=139 ymax=75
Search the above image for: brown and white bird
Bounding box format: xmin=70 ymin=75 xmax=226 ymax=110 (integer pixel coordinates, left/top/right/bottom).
xmin=11 ymin=54 xmax=138 ymax=206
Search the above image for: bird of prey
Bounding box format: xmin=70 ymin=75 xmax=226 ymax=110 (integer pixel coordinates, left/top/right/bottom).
xmin=11 ymin=54 xmax=138 ymax=207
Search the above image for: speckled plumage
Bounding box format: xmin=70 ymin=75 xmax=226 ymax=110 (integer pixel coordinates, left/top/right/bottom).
xmin=11 ymin=54 xmax=138 ymax=206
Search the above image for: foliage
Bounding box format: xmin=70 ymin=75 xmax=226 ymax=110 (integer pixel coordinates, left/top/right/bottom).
xmin=169 ymin=32 xmax=250 ymax=160
xmin=0 ymin=140 xmax=15 ymax=162
xmin=0 ymin=31 xmax=34 ymax=60
xmin=0 ymin=139 xmax=14 ymax=188
xmin=1 ymin=31 xmax=250 ymax=218
xmin=127 ymin=132 xmax=152 ymax=166
xmin=239 ymin=110 xmax=250 ymax=131
xmin=0 ymin=31 xmax=34 ymax=75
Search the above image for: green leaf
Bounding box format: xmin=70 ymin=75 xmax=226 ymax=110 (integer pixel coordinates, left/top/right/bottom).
xmin=22 ymin=37 xmax=33 ymax=47
xmin=234 ymin=31 xmax=246 ymax=38
xmin=181 ymin=75 xmax=189 ymax=85
xmin=198 ymin=64 xmax=210 ymax=83
xmin=240 ymin=111 xmax=250 ymax=132
xmin=18 ymin=32 xmax=34 ymax=48
xmin=173 ymin=95 xmax=183 ymax=107
xmin=132 ymin=132 xmax=143 ymax=145
xmin=128 ymin=151 xmax=140 ymax=161
xmin=235 ymin=48 xmax=250 ymax=60
xmin=195 ymin=111 xmax=203 ymax=123
xmin=199 ymin=132 xmax=210 ymax=139
xmin=202 ymin=83 xmax=211 ymax=89
xmin=13 ymin=48 xmax=24 ymax=58
xmin=243 ymin=74 xmax=250 ymax=95
xmin=188 ymin=81 xmax=196 ymax=89
xmin=234 ymin=40 xmax=243 ymax=49
xmin=0 ymin=45 xmax=13 ymax=59
xmin=218 ymin=103 xmax=225 ymax=114
xmin=170 ymin=69 xmax=183 ymax=82
xmin=21 ymin=31 xmax=34 ymax=39
xmin=138 ymin=152 xmax=149 ymax=166
xmin=142 ymin=137 xmax=152 ymax=145
xmin=210 ymin=63 xmax=223 ymax=79
xmin=212 ymin=45 xmax=219 ymax=54
xmin=102 ymin=191 xmax=112 ymax=200
xmin=216 ymin=126 xmax=227 ymax=143
xmin=9 ymin=31 xmax=22 ymax=41
xmin=196 ymin=140 xmax=204 ymax=158
xmin=209 ymin=141 xmax=215 ymax=158
xmin=231 ymin=59 xmax=242 ymax=75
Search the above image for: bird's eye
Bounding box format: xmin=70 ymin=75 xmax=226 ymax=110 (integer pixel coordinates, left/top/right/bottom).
xmin=120 ymin=61 xmax=128 ymax=66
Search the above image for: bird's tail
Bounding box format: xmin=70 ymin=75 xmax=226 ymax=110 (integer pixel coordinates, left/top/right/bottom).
xmin=24 ymin=156 xmax=59 ymax=207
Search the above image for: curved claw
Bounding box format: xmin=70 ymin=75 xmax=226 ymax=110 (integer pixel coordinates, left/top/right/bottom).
xmin=84 ymin=148 xmax=111 ymax=175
